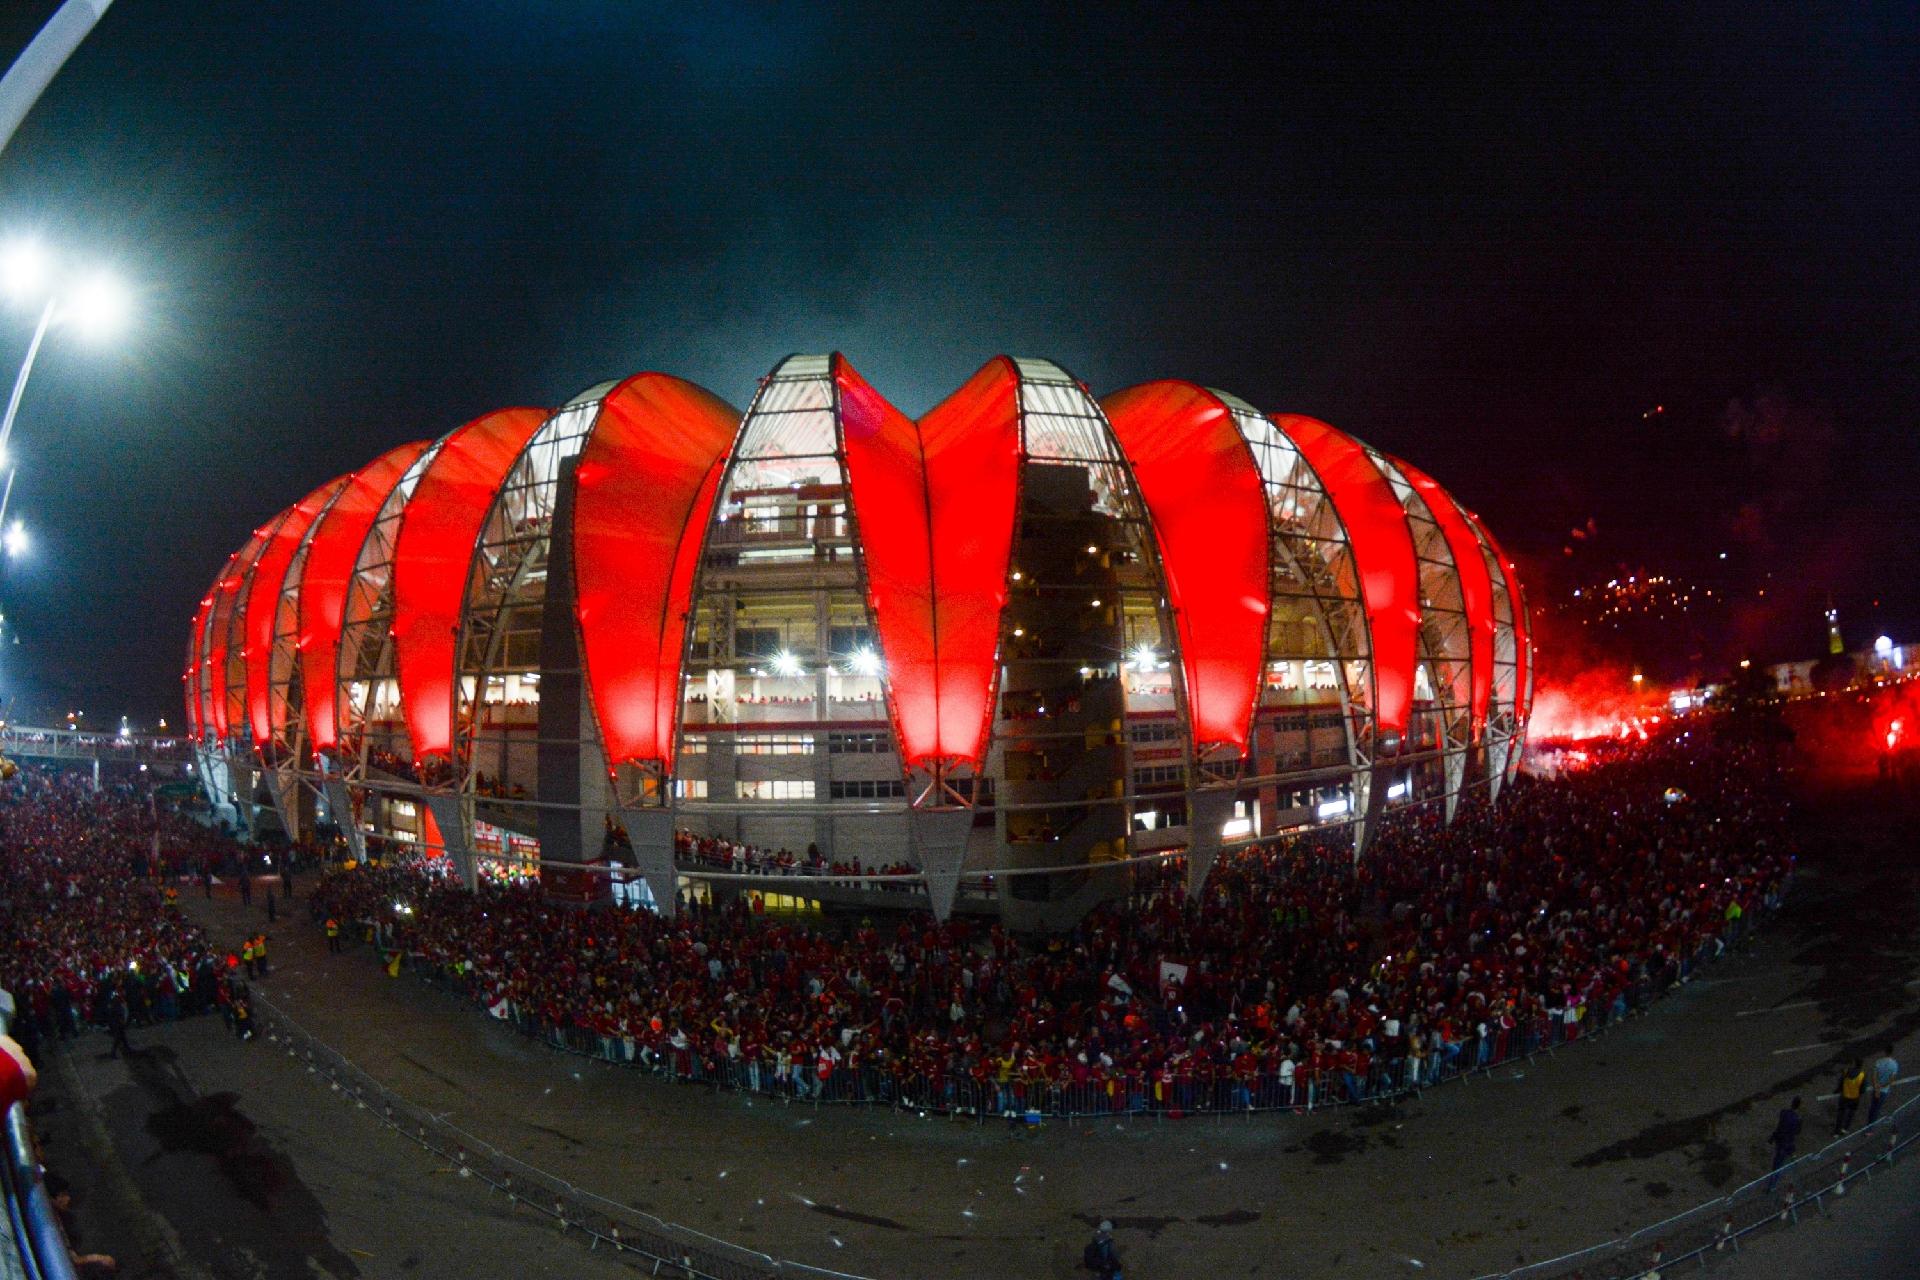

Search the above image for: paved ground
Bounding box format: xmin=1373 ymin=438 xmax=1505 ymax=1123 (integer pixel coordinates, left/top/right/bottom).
xmin=28 ymin=768 xmax=1920 ymax=1280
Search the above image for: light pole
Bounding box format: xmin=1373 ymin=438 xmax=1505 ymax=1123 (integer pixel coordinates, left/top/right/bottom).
xmin=0 ymin=1 xmax=115 ymax=160
xmin=0 ymin=295 xmax=55 ymax=467
xmin=0 ymin=239 xmax=129 ymax=522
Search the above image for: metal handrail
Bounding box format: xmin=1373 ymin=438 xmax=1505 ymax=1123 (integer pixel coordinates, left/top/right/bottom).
xmin=0 ymin=1013 xmax=77 ymax=1280
xmin=1472 ymin=1089 xmax=1918 ymax=1279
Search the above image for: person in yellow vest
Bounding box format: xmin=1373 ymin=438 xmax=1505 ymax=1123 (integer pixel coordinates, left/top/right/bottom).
xmin=325 ymin=917 xmax=341 ymax=953
xmin=1836 ymin=1058 xmax=1868 ymax=1135
xmin=241 ymin=936 xmax=256 ymax=979
xmin=164 ymin=884 xmax=179 ymax=908
xmin=254 ymin=934 xmax=270 ymax=978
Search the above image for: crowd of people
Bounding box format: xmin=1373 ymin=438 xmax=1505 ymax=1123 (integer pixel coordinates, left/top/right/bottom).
xmin=310 ymin=727 xmax=1794 ymax=1116
xmin=0 ymin=770 xmax=269 ymax=1064
xmin=673 ymin=830 xmax=918 ymax=882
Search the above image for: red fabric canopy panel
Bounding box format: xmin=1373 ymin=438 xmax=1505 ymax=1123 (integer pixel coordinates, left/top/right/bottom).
xmin=184 ymin=589 xmax=215 ymax=739
xmin=1275 ymin=415 xmax=1422 ymax=737
xmin=571 ymin=374 xmax=741 ymax=774
xmin=837 ymin=356 xmax=1022 ymax=768
xmin=243 ymin=476 xmax=350 ymax=751
xmin=298 ymin=441 xmax=430 ymax=753
xmin=392 ymin=407 xmax=548 ymax=762
xmin=1466 ymin=508 xmax=1530 ymax=729
xmin=1102 ymin=381 xmax=1271 ymax=756
xmin=207 ymin=529 xmax=273 ymax=744
xmin=1393 ymin=458 xmax=1496 ymax=741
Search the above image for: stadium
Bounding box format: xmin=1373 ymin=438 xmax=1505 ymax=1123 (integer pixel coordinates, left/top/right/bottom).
xmin=182 ymin=353 xmax=1533 ymax=925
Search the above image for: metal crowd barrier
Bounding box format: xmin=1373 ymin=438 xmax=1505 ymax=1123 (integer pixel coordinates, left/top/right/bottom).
xmin=0 ymin=1012 xmax=78 ymax=1280
xmin=251 ymin=993 xmax=877 ymax=1280
xmin=1474 ymin=1089 xmax=1919 ymax=1279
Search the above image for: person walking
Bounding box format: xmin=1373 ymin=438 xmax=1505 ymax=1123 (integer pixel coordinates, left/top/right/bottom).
xmin=1082 ymin=1220 xmax=1123 ymax=1279
xmin=238 ymin=870 xmax=251 ymax=907
xmin=105 ymin=984 xmax=134 ymax=1060
xmin=1767 ymin=1096 xmax=1803 ymax=1192
xmin=266 ymin=886 xmax=277 ymax=924
xmin=254 ymin=934 xmax=270 ymax=978
xmin=1835 ymin=1059 xmax=1867 ymax=1135
xmin=325 ymin=916 xmax=341 ymax=953
xmin=1868 ymin=1044 xmax=1899 ymax=1124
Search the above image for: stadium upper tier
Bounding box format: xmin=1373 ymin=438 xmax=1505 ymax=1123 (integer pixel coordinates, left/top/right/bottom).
xmin=183 ymin=354 xmax=1532 ymax=923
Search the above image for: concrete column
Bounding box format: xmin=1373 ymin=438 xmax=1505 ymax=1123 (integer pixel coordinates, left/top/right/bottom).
xmin=1350 ymin=768 xmax=1381 ymax=863
xmin=424 ymin=792 xmax=477 ymax=890
xmin=1443 ymin=745 xmax=1466 ymax=825
xmin=321 ymin=773 xmax=366 ymax=862
xmin=612 ymin=804 xmax=679 ymax=918
xmin=264 ymin=767 xmax=301 ymax=843
xmin=1184 ymin=787 xmax=1237 ymax=899
xmin=912 ymin=807 xmax=975 ymax=922
xmin=533 ymin=456 xmax=607 ymax=906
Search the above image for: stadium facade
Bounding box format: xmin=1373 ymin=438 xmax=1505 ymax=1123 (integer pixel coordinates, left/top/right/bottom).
xmin=184 ymin=354 xmax=1532 ymax=925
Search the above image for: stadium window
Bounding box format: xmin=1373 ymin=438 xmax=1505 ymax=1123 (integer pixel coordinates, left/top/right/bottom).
xmin=735 ymin=733 xmax=815 ymax=756
xmin=735 ymin=779 xmax=816 ymax=800
xmin=828 ymin=731 xmax=888 ymax=754
xmin=733 ymin=627 xmax=782 ymax=658
xmin=673 ymin=779 xmax=708 ymax=799
xmin=828 ymin=779 xmax=906 ymax=800
xmin=828 ymin=624 xmax=874 ymax=654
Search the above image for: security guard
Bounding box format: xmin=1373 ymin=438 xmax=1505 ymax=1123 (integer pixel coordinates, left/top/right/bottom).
xmin=325 ymin=917 xmax=341 ymax=953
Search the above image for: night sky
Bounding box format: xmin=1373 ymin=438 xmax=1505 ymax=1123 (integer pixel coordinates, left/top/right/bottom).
xmin=0 ymin=1 xmax=1913 ymax=725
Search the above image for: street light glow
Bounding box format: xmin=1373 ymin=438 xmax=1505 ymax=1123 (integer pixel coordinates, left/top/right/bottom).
xmin=3 ymin=519 xmax=26 ymax=557
xmin=65 ymin=269 xmax=130 ymax=340
xmin=849 ymin=646 xmax=881 ymax=677
xmin=0 ymin=239 xmax=47 ymax=304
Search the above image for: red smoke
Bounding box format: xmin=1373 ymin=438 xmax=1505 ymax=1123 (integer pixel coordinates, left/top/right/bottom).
xmin=1528 ymin=666 xmax=1658 ymax=742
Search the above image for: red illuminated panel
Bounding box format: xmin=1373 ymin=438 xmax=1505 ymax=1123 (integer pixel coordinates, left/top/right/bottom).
xmin=1467 ymin=509 xmax=1530 ymax=726
xmin=392 ymin=407 xmax=548 ymax=762
xmin=243 ymin=476 xmax=350 ymax=751
xmin=572 ymin=374 xmax=740 ymax=773
xmin=206 ymin=529 xmax=272 ymax=744
xmin=1102 ymin=382 xmax=1270 ymax=755
xmin=1394 ymin=459 xmax=1495 ymax=740
xmin=420 ymin=799 xmax=445 ymax=863
xmin=837 ymin=356 xmax=1022 ymax=767
xmin=297 ymin=441 xmax=430 ymax=752
xmin=185 ymin=589 xmax=215 ymax=738
xmin=1462 ymin=506 xmax=1527 ymax=725
xmin=1276 ymin=416 xmax=1421 ymax=736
